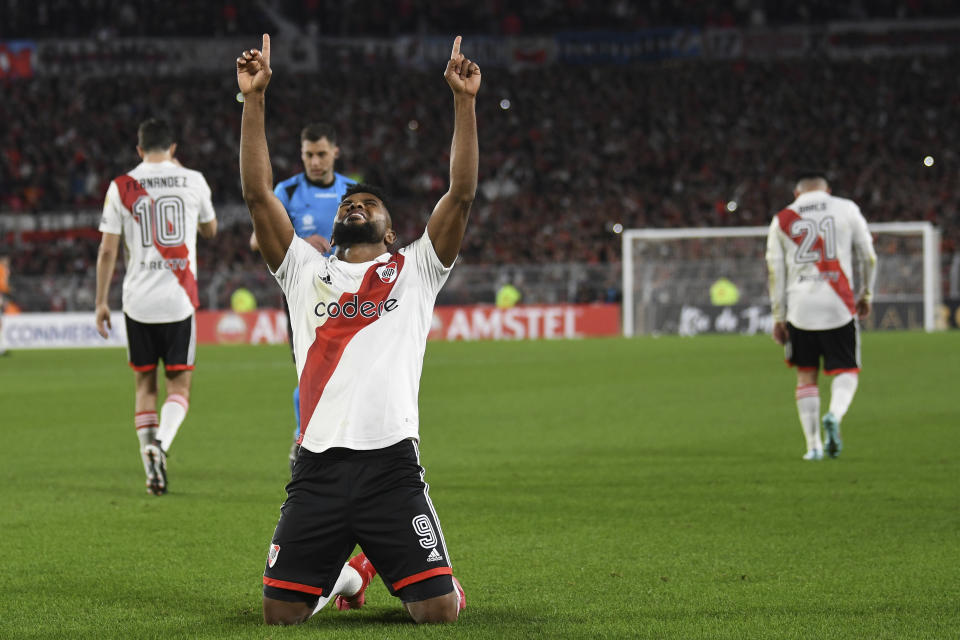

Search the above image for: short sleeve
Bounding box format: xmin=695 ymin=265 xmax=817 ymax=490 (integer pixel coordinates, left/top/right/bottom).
xmin=99 ymin=181 xmax=123 ymax=235
xmin=197 ymin=174 xmax=216 ymax=224
xmin=403 ymin=229 xmax=453 ymax=296
xmin=271 ymin=235 xmax=314 ymax=300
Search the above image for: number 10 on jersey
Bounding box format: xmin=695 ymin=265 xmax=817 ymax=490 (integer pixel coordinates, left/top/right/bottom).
xmin=133 ymin=195 xmax=186 ymax=247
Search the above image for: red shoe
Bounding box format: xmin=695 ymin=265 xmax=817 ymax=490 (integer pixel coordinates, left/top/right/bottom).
xmin=452 ymin=576 xmax=465 ymax=612
xmin=335 ymin=553 xmax=377 ymax=611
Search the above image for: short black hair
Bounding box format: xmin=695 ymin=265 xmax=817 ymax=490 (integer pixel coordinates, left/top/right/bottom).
xmin=796 ymin=170 xmax=828 ymax=183
xmin=301 ymin=122 xmax=338 ymax=144
xmin=343 ymin=183 xmax=390 ymax=211
xmin=138 ymin=119 xmax=174 ymax=152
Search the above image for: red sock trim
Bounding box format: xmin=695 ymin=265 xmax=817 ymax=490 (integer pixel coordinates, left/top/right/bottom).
xmin=262 ymin=576 xmax=324 ymax=596
xmin=165 ymin=393 xmax=189 ymax=410
xmin=795 ymin=384 xmax=819 ymax=400
xmin=391 ymin=567 xmax=452 ymax=591
xmin=135 ymin=411 xmax=159 ymax=429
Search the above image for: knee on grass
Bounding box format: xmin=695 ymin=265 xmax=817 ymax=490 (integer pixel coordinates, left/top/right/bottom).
xmin=262 ymin=597 xmax=312 ymax=626
xmin=405 ymin=591 xmax=460 ymax=624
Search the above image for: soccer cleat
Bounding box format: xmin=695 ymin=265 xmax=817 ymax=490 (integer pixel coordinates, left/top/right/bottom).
xmin=335 ymin=553 xmax=377 ymax=611
xmin=452 ymin=576 xmax=466 ymax=613
xmin=144 ymin=443 xmax=168 ymax=495
xmin=822 ymin=412 xmax=843 ymax=458
xmin=802 ymin=449 xmax=823 ymax=461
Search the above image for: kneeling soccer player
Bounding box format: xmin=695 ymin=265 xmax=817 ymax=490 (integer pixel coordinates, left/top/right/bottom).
xmin=237 ymin=33 xmax=478 ymax=623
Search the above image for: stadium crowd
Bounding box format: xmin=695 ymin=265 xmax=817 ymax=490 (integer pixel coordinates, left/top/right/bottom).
xmin=3 ymin=0 xmax=958 ymax=38
xmin=2 ymin=8 xmax=959 ymax=309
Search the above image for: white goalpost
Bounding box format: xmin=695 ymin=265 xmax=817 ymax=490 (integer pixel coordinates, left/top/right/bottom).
xmin=621 ymin=221 xmax=941 ymax=336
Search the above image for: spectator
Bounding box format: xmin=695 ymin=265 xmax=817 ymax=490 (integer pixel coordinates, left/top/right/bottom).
xmin=2 ymin=41 xmax=958 ymax=308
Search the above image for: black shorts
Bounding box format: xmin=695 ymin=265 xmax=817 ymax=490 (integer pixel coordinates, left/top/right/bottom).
xmin=262 ymin=439 xmax=454 ymax=606
xmin=785 ymin=320 xmax=861 ymax=374
xmin=124 ymin=314 xmax=196 ymax=372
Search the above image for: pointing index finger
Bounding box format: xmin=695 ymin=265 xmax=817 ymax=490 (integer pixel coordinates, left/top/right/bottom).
xmin=262 ymin=33 xmax=271 ymax=61
xmin=451 ymin=35 xmax=461 ymax=59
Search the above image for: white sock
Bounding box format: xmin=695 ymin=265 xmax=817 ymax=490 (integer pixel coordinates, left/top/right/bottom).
xmin=156 ymin=394 xmax=188 ymax=451
xmin=309 ymin=563 xmax=362 ymax=618
xmin=829 ymin=373 xmax=859 ymax=421
xmin=795 ymin=384 xmax=822 ymax=451
xmin=135 ymin=412 xmax=158 ymax=474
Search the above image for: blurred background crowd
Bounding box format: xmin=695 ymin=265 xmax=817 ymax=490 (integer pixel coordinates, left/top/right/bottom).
xmin=4 ymin=0 xmax=959 ymax=38
xmin=1 ymin=0 xmax=958 ymax=311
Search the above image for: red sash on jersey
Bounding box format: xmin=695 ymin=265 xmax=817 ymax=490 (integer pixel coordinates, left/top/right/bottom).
xmin=776 ymin=208 xmax=856 ymax=315
xmin=298 ymin=253 xmax=406 ymax=444
xmin=114 ymin=175 xmax=199 ymax=308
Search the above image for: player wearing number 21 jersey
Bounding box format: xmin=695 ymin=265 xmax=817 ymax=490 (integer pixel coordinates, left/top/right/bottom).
xmin=766 ymin=174 xmax=877 ymax=461
xmin=96 ymin=118 xmax=217 ymax=496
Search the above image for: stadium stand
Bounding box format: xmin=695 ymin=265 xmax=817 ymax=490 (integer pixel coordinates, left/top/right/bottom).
xmin=2 ymin=2 xmax=958 ymax=310
xmin=4 ymin=0 xmax=960 ymax=37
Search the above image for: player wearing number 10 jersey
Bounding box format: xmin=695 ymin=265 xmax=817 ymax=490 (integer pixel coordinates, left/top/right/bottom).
xmin=95 ymin=118 xmax=217 ymax=495
xmin=766 ymin=174 xmax=877 ymax=461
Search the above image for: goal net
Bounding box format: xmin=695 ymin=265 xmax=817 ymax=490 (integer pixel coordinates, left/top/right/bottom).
xmin=621 ymin=222 xmax=941 ymax=336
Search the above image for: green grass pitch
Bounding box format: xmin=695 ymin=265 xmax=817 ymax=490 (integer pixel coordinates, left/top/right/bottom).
xmin=0 ymin=333 xmax=957 ymax=639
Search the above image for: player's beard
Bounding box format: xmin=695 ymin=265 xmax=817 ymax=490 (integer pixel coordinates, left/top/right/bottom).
xmin=331 ymin=219 xmax=383 ymax=248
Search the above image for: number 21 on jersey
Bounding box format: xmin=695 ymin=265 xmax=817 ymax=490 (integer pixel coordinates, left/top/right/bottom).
xmin=133 ymin=195 xmax=186 ymax=247
xmin=790 ymin=216 xmax=836 ymax=263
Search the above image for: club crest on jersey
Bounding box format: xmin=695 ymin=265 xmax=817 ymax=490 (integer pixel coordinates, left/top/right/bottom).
xmin=268 ymin=544 xmax=280 ymax=568
xmin=377 ymin=261 xmax=399 ymax=283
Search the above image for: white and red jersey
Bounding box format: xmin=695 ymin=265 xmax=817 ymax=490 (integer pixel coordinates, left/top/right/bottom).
xmin=99 ymin=161 xmax=216 ymax=323
xmin=766 ymin=190 xmax=877 ymax=330
xmin=274 ymin=230 xmax=452 ymax=453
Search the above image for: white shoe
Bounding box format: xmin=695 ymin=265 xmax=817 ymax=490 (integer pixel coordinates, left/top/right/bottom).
xmin=822 ymin=413 xmax=843 ymax=458
xmin=144 ymin=443 xmax=168 ymax=495
xmin=802 ymin=449 xmax=823 ymax=461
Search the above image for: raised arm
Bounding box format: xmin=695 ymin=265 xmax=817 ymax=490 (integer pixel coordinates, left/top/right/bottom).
xmin=427 ymin=36 xmax=480 ymax=267
xmin=237 ymin=34 xmax=294 ymax=272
